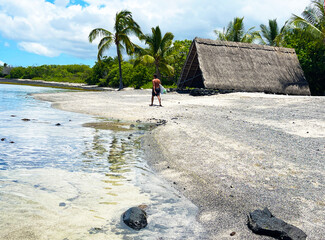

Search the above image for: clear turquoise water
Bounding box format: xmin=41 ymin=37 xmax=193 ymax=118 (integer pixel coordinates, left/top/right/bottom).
xmin=0 ymin=84 xmax=109 ymax=171
xmin=0 ymin=84 xmax=205 ymax=239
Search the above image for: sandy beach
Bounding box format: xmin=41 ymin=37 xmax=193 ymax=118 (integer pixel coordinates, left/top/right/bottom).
xmin=34 ymin=89 xmax=325 ymax=239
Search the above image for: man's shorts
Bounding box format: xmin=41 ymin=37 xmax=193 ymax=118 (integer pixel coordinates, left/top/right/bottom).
xmin=152 ymin=87 xmax=160 ymax=96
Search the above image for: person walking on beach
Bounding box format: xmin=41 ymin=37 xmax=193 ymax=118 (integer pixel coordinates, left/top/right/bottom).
xmin=150 ymin=74 xmax=162 ymax=106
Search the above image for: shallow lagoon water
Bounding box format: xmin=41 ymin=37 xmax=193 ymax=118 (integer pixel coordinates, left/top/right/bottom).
xmin=0 ymin=84 xmax=205 ymax=239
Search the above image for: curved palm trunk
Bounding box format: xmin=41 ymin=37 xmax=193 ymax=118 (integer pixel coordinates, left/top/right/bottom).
xmin=116 ymin=44 xmax=123 ymax=90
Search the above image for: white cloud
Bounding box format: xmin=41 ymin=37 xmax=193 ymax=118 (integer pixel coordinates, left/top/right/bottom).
xmin=235 ymin=0 xmax=310 ymax=26
xmin=0 ymin=60 xmax=4 ymax=65
xmin=18 ymin=42 xmax=59 ymax=57
xmin=0 ymin=0 xmax=312 ymax=60
xmin=54 ymin=0 xmax=69 ymax=8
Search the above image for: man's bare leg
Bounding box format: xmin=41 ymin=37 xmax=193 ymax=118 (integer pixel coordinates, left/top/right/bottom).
xmin=157 ymin=95 xmax=162 ymax=106
xmin=150 ymin=96 xmax=154 ymax=106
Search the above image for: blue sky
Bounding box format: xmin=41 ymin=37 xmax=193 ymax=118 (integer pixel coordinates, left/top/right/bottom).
xmin=0 ymin=0 xmax=311 ymax=67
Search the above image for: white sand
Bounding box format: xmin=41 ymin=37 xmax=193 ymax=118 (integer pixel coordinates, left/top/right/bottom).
xmin=35 ymin=89 xmax=325 ymax=239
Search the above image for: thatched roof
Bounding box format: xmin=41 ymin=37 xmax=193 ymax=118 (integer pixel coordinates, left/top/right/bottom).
xmin=178 ymin=38 xmax=310 ymax=95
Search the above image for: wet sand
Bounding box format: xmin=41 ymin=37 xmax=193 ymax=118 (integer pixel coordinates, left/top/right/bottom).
xmin=34 ymin=89 xmax=325 ymax=239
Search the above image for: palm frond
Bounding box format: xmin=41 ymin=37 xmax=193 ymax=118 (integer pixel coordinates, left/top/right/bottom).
xmin=232 ymin=17 xmax=245 ymax=42
xmin=135 ymin=55 xmax=155 ymax=65
xmin=291 ymin=14 xmax=323 ymax=39
xmin=260 ymin=19 xmax=279 ymax=46
xmin=215 ymin=17 xmax=261 ymax=42
xmin=215 ymin=27 xmax=228 ymax=41
xmin=302 ymin=7 xmax=320 ymax=26
xmin=132 ymin=44 xmax=145 ymax=55
xmin=97 ymin=41 xmax=112 ymax=61
xmin=159 ymin=63 xmax=174 ymax=76
xmin=161 ymin=32 xmax=174 ymax=52
xmin=120 ymin=35 xmax=135 ymax=54
xmin=98 ymin=36 xmax=113 ymax=51
xmin=88 ymin=28 xmax=112 ymax=42
xmin=288 ymin=0 xmax=325 ymax=43
xmin=151 ymin=26 xmax=162 ymax=54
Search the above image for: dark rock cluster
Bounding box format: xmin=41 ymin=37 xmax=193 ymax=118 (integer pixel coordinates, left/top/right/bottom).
xmin=189 ymin=88 xmax=218 ymax=96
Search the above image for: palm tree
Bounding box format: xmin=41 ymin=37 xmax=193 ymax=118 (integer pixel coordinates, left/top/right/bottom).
xmin=260 ymin=19 xmax=280 ymax=46
xmin=214 ymin=17 xmax=260 ymax=43
xmin=134 ymin=26 xmax=174 ymax=79
xmin=290 ymin=0 xmax=325 ymax=44
xmin=260 ymin=19 xmax=289 ymax=46
xmin=88 ymin=10 xmax=141 ymax=90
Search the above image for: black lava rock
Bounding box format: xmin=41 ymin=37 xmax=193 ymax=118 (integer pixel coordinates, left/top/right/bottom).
xmin=190 ymin=88 xmax=217 ymax=96
xmin=122 ymin=207 xmax=147 ymax=230
xmin=247 ymin=207 xmax=307 ymax=240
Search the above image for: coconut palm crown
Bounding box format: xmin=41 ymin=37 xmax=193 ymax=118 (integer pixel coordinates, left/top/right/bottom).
xmin=134 ymin=26 xmax=174 ymax=79
xmin=214 ymin=17 xmax=260 ymax=43
xmin=260 ymin=19 xmax=289 ymax=46
xmin=290 ymin=0 xmax=325 ymax=44
xmin=260 ymin=19 xmax=280 ymax=46
xmin=88 ymin=10 xmax=142 ymax=89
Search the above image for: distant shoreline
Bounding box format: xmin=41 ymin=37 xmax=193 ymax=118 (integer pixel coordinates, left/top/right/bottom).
xmin=0 ymin=78 xmax=111 ymax=91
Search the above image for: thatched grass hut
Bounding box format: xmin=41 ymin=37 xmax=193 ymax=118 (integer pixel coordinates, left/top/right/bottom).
xmin=178 ymin=38 xmax=310 ymax=95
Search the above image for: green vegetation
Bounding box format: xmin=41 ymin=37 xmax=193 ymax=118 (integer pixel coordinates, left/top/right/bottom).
xmin=0 ymin=65 xmax=4 ymax=77
xmin=134 ymin=26 xmax=175 ymax=79
xmin=259 ymin=19 xmax=289 ymax=46
xmin=85 ymin=56 xmax=154 ymax=88
xmin=169 ymin=39 xmax=192 ymax=84
xmin=4 ymin=64 xmax=91 ymax=83
xmin=3 ymin=1 xmax=324 ymax=94
xmin=286 ymin=0 xmax=325 ymax=95
xmin=283 ymin=30 xmax=325 ymax=95
xmin=88 ymin=10 xmax=142 ymax=90
xmin=214 ymin=17 xmax=260 ymax=43
xmin=290 ymin=0 xmax=325 ymax=44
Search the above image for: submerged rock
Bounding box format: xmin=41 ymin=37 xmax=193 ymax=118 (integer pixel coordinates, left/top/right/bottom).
xmin=122 ymin=207 xmax=147 ymax=230
xmin=88 ymin=227 xmax=105 ymax=234
xmin=247 ymin=207 xmax=307 ymax=240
